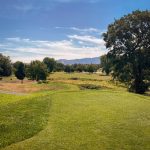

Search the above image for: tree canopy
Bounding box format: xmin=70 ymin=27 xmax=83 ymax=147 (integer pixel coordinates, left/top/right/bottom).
xmin=54 ymin=62 xmax=64 ymax=72
xmin=0 ymin=53 xmax=12 ymax=76
xmin=100 ymin=55 xmax=112 ymax=75
xmin=13 ymin=61 xmax=25 ymax=83
xmin=103 ymin=10 xmax=150 ymax=94
xmin=26 ymin=60 xmax=48 ymax=81
xmin=64 ymin=65 xmax=74 ymax=73
xmin=43 ymin=57 xmax=56 ymax=73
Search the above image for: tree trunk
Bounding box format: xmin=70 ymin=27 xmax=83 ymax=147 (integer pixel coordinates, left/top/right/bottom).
xmin=131 ymin=52 xmax=146 ymax=94
xmin=134 ymin=59 xmax=146 ymax=94
xmin=134 ymin=78 xmax=146 ymax=94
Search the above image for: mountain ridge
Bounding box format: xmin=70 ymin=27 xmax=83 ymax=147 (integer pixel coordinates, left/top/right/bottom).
xmin=58 ymin=57 xmax=100 ymax=65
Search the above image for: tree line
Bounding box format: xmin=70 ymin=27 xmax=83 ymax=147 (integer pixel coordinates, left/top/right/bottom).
xmin=0 ymin=54 xmax=100 ymax=82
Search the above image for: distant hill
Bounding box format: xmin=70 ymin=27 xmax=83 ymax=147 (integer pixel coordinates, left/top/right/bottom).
xmin=58 ymin=57 xmax=100 ymax=65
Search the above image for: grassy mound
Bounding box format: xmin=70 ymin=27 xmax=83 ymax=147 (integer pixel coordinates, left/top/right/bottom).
xmin=0 ymin=95 xmax=51 ymax=148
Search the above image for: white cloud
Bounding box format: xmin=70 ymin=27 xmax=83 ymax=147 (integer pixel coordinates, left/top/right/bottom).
xmin=70 ymin=27 xmax=102 ymax=34
xmin=6 ymin=37 xmax=30 ymax=42
xmin=55 ymin=26 xmax=104 ymax=34
xmin=68 ymin=35 xmax=105 ymax=45
xmin=1 ymin=36 xmax=106 ymax=62
xmin=1 ymin=27 xmax=107 ymax=62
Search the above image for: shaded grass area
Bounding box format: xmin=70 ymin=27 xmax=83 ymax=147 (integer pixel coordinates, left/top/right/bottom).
xmin=2 ymin=90 xmax=150 ymax=150
xmin=0 ymin=95 xmax=51 ymax=148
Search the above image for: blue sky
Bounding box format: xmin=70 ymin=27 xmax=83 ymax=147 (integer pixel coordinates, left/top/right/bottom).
xmin=0 ymin=0 xmax=150 ymax=62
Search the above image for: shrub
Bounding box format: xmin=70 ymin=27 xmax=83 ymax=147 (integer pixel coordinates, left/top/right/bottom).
xmin=79 ymin=84 xmax=101 ymax=90
xmin=37 ymin=80 xmax=49 ymax=84
xmin=70 ymin=77 xmax=78 ymax=80
xmin=128 ymin=80 xmax=148 ymax=94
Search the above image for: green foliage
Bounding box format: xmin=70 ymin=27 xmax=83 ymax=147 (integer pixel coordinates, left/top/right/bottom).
xmin=103 ymin=10 xmax=150 ymax=94
xmin=0 ymin=53 xmax=12 ymax=77
xmin=87 ymin=64 xmax=96 ymax=73
xmin=13 ymin=61 xmax=25 ymax=82
xmin=74 ymin=64 xmax=85 ymax=72
xmin=37 ymin=80 xmax=49 ymax=84
xmin=43 ymin=57 xmax=56 ymax=73
xmin=54 ymin=62 xmax=64 ymax=72
xmin=128 ymin=80 xmax=148 ymax=93
xmin=71 ymin=64 xmax=99 ymax=73
xmin=100 ymin=54 xmax=112 ymax=75
xmin=26 ymin=60 xmax=48 ymax=81
xmin=64 ymin=65 xmax=74 ymax=73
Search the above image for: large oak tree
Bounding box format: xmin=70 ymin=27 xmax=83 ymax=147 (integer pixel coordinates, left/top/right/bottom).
xmin=103 ymin=10 xmax=150 ymax=94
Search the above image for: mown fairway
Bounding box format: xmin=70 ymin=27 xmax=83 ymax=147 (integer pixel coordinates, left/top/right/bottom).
xmin=0 ymin=73 xmax=150 ymax=150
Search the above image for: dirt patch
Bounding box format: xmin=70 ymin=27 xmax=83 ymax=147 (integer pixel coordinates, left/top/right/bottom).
xmin=0 ymin=80 xmax=68 ymax=93
xmin=0 ymin=80 xmax=50 ymax=93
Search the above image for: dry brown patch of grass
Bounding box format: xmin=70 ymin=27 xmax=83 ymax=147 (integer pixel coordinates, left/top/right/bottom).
xmin=0 ymin=78 xmax=60 ymax=93
xmin=0 ymin=81 xmax=41 ymax=93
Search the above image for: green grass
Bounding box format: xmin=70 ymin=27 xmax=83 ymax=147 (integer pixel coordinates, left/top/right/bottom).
xmin=0 ymin=95 xmax=51 ymax=148
xmin=49 ymin=72 xmax=111 ymax=81
xmin=0 ymin=72 xmax=150 ymax=150
xmin=48 ymin=72 xmax=125 ymax=90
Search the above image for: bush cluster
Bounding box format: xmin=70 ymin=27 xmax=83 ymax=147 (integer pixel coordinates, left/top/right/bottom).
xmin=79 ymin=84 xmax=101 ymax=90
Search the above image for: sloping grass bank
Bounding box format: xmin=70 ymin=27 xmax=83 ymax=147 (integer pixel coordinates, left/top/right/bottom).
xmin=0 ymin=95 xmax=51 ymax=148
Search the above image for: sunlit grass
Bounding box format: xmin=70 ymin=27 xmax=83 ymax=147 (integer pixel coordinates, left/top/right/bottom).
xmin=1 ymin=90 xmax=150 ymax=150
xmin=0 ymin=72 xmax=149 ymax=150
xmin=0 ymin=95 xmax=51 ymax=148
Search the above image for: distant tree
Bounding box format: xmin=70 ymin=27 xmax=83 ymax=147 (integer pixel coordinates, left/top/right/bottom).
xmin=26 ymin=60 xmax=48 ymax=81
xmin=72 ymin=64 xmax=78 ymax=72
xmin=76 ymin=64 xmax=84 ymax=72
xmin=0 ymin=53 xmax=12 ymax=76
xmin=64 ymin=65 xmax=74 ymax=73
xmin=87 ymin=64 xmax=96 ymax=73
xmin=54 ymin=62 xmax=64 ymax=72
xmin=71 ymin=64 xmax=99 ymax=73
xmin=100 ymin=55 xmax=112 ymax=75
xmin=43 ymin=57 xmax=56 ymax=73
xmin=13 ymin=61 xmax=25 ymax=83
xmin=103 ymin=10 xmax=150 ymax=94
xmin=83 ymin=64 xmax=88 ymax=72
